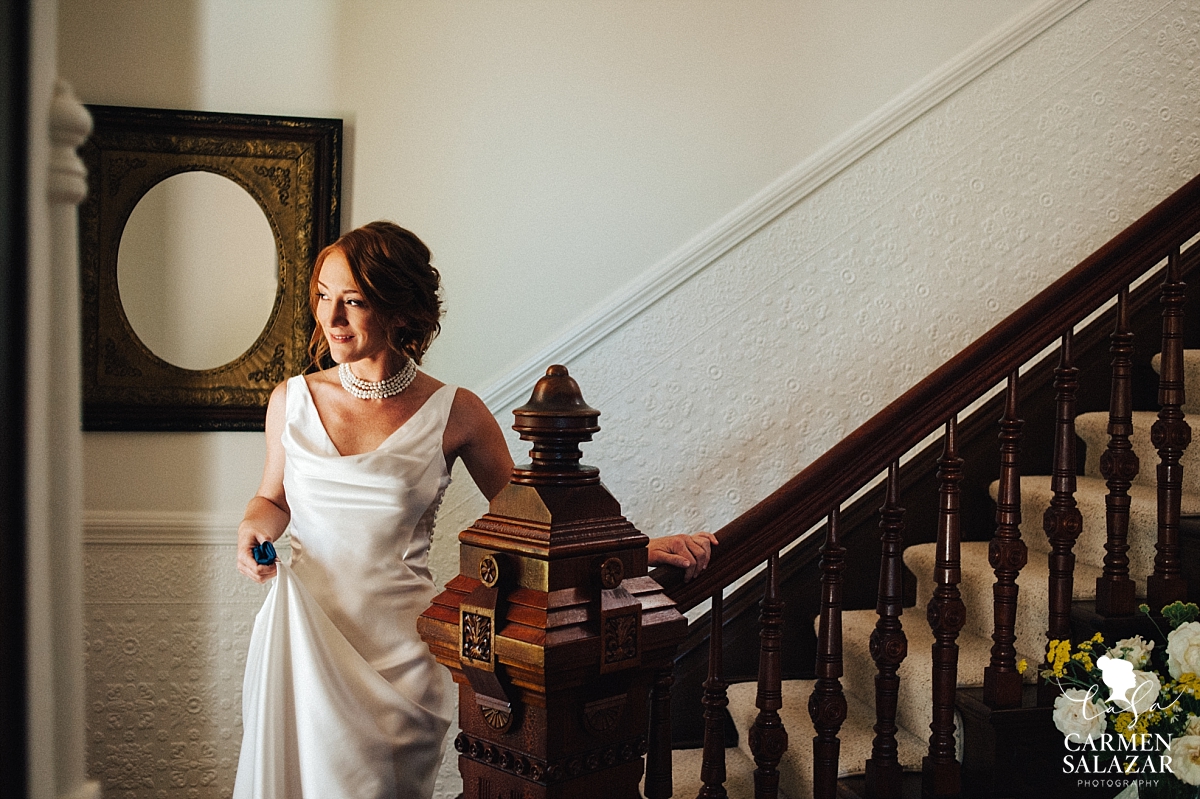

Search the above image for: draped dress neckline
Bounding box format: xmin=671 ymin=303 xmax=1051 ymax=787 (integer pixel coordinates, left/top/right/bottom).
xmin=297 ymin=374 xmax=450 ymax=459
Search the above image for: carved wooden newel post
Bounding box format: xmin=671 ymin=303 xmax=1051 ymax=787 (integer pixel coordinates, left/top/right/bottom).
xmin=419 ymin=365 xmax=686 ymax=799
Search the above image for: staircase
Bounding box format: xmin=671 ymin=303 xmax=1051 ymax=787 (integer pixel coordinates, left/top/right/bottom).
xmin=671 ymin=352 xmax=1200 ymax=799
xmin=643 ymin=174 xmax=1200 ymax=799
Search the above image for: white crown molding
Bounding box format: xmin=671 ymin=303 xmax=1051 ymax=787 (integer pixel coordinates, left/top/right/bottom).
xmin=479 ymin=0 xmax=1090 ymax=413
xmin=84 ymin=510 xmax=242 ymax=545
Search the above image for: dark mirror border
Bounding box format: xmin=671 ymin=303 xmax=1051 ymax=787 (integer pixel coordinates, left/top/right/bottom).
xmin=79 ymin=105 xmax=341 ymax=431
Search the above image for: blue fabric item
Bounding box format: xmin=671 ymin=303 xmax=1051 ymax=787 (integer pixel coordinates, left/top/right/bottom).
xmin=252 ymin=541 xmax=277 ymax=565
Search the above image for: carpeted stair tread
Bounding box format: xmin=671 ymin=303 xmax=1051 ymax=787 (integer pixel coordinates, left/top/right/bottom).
xmin=839 ymin=608 xmax=1029 ymax=744
xmin=697 ymin=350 xmax=1200 ymax=797
xmin=1075 ymin=409 xmax=1200 ymax=497
xmin=725 ymin=678 xmax=925 ymax=798
xmin=904 ymin=541 xmax=1103 ymax=658
xmin=661 ymin=744 xmax=773 ymax=799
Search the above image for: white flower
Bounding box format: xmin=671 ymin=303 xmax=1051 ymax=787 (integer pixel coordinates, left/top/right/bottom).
xmin=1052 ymin=688 xmax=1107 ymax=745
xmin=1168 ymin=621 xmax=1200 ymax=679
xmin=1186 ymin=715 xmax=1200 ymax=737
xmin=1110 ymin=669 xmax=1162 ymax=715
xmin=1112 ymin=635 xmax=1155 ymax=669
xmin=1169 ymin=735 xmax=1200 ymax=785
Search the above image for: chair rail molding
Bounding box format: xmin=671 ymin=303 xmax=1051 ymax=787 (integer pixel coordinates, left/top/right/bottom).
xmin=83 ymin=510 xmax=243 ymax=546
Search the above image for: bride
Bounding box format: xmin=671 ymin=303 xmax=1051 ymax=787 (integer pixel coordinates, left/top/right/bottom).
xmin=233 ymin=221 xmax=716 ymax=798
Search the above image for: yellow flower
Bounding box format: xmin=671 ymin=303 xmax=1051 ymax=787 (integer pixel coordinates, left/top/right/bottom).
xmin=1176 ymin=673 xmax=1200 ymax=696
xmin=1017 ymin=658 xmax=1028 ymax=675
xmin=1049 ymin=639 xmax=1073 ymax=677
xmin=1113 ymin=711 xmax=1151 ymax=741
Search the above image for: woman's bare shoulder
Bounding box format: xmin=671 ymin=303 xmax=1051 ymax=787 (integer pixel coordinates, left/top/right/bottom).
xmin=267 ymin=378 xmax=293 ymax=407
xmin=448 ymin=385 xmax=490 ymax=422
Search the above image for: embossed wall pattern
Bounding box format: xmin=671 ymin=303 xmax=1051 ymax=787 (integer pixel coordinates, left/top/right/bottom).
xmin=84 ymin=1 xmax=1200 ymax=796
xmin=84 ymin=543 xmax=268 ymax=798
xmin=435 ymin=0 xmax=1200 ymax=581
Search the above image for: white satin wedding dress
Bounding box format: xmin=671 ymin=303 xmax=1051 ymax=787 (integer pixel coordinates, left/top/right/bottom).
xmin=233 ymin=376 xmax=456 ymax=799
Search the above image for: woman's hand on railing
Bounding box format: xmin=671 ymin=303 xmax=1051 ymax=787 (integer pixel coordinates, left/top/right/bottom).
xmin=647 ymin=532 xmax=718 ymax=581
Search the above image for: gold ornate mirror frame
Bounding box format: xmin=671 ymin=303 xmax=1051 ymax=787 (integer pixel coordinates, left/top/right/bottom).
xmin=79 ymin=106 xmax=341 ymax=430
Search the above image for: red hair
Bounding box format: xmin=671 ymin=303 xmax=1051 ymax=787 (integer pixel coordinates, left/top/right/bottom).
xmin=308 ymin=221 xmax=442 ymax=367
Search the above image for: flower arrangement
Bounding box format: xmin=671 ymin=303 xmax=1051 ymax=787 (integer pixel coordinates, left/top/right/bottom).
xmin=1046 ymin=602 xmax=1200 ymax=798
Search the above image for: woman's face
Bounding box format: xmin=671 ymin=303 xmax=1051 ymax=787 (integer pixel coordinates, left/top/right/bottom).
xmin=314 ymin=249 xmax=390 ymax=365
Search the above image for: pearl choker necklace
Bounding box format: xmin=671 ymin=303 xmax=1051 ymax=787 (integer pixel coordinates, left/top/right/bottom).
xmin=338 ymin=360 xmax=417 ymax=400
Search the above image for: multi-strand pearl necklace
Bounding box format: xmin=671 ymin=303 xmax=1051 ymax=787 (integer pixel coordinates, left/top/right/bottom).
xmin=338 ymin=359 xmax=417 ymax=400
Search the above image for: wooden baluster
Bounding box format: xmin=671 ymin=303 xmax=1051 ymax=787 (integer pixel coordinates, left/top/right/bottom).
xmin=984 ymin=372 xmax=1027 ymax=709
xmin=1097 ymin=287 xmax=1140 ymax=616
xmin=749 ymin=553 xmax=787 ymax=799
xmin=1042 ymin=331 xmax=1083 ymax=649
xmin=923 ymin=417 xmax=965 ymax=799
xmin=1149 ymin=248 xmax=1191 ymax=610
xmin=865 ymin=462 xmax=907 ymax=799
xmin=645 ymin=668 xmax=675 ymax=799
xmin=810 ymin=509 xmax=847 ymax=799
xmin=698 ymin=592 xmax=729 ymax=799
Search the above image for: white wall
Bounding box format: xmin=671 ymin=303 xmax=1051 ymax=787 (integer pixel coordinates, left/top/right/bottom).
xmin=337 ymin=0 xmax=1042 ymax=386
xmin=62 ymin=0 xmax=1037 ymax=520
xmin=66 ymin=2 xmax=1200 ymax=798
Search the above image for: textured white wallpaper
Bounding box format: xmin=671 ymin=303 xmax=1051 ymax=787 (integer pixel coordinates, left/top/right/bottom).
xmin=84 ymin=543 xmax=266 ymax=795
xmin=436 ymin=0 xmax=1200 ymax=566
xmin=82 ymin=1 xmax=1200 ymax=796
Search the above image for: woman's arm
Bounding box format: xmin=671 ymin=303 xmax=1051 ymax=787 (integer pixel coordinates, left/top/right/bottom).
xmin=445 ymin=388 xmax=515 ymax=501
xmin=237 ymin=381 xmax=292 ymax=583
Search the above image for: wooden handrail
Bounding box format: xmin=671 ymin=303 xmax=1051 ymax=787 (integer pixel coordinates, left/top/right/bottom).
xmin=656 ymin=171 xmax=1200 ymax=612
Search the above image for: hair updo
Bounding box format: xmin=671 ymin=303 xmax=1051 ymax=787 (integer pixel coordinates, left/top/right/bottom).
xmin=307 ymin=221 xmax=443 ymax=367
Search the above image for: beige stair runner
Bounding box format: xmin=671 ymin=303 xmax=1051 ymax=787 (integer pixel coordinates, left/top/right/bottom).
xmin=698 ymin=350 xmax=1199 ymax=796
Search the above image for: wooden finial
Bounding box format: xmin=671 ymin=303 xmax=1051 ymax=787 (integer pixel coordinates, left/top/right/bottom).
xmin=510 ymin=365 xmax=602 ymax=485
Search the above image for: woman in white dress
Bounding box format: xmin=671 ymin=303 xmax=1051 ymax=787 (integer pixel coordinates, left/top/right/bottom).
xmin=233 ymin=221 xmax=717 ymax=798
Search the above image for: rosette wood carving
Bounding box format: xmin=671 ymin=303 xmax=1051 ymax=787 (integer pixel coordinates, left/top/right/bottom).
xmin=582 ymin=694 xmax=627 ymax=735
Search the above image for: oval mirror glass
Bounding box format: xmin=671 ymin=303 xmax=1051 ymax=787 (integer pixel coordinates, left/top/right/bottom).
xmin=117 ymin=171 xmax=279 ymax=371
